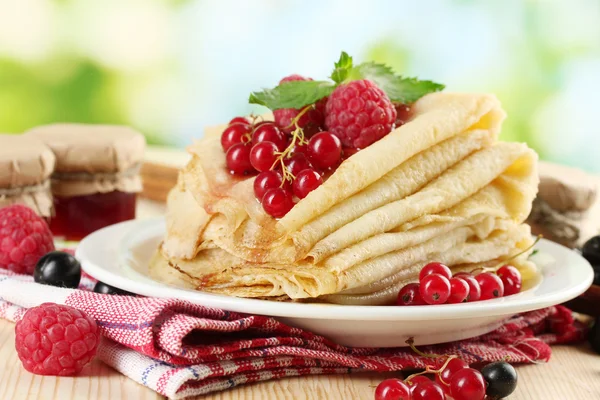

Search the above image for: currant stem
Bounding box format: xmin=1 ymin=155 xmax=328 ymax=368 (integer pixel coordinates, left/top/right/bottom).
xmin=405 ymin=338 xmax=442 ymax=358
xmin=404 ymin=355 xmax=458 ymax=384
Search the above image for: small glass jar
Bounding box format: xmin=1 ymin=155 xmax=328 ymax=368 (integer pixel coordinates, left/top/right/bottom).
xmin=27 ymin=124 xmax=146 ymax=240
xmin=0 ymin=134 xmax=55 ymax=218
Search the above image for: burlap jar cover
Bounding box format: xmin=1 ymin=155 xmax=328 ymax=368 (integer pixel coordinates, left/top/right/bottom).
xmin=26 ymin=124 xmax=146 ymax=197
xmin=0 ymin=134 xmax=55 ymax=217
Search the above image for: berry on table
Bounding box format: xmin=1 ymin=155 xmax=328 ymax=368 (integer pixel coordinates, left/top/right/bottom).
xmin=481 ymin=361 xmax=518 ymax=399
xmin=250 ymin=141 xmax=280 ymax=172
xmin=582 ymin=236 xmax=600 ymax=263
xmin=0 ymin=205 xmax=55 ymax=275
xmin=15 ymin=303 xmax=100 ymax=376
xmin=374 ymin=378 xmax=411 ymax=400
xmin=325 ymin=79 xmax=397 ymax=149
xmin=435 ymin=358 xmax=468 ymax=393
xmin=226 ymin=143 xmax=255 ymax=175
xmin=93 ymin=281 xmax=134 ymax=296
xmin=397 ymin=282 xmax=426 ymax=306
xmin=252 ymin=123 xmax=288 ymax=151
xmin=262 ymin=188 xmax=295 ymax=218
xmin=411 ymin=380 xmax=445 ymax=400
xmin=34 ymin=251 xmax=81 ymax=289
xmin=293 ymin=169 xmax=323 ymax=199
xmin=447 ymin=277 xmax=470 ymax=304
xmin=475 ymin=272 xmax=504 ymax=300
xmin=254 ymin=171 xmax=288 ymax=202
xmin=307 ymin=131 xmax=342 ymax=170
xmin=221 ymin=123 xmax=251 ymax=151
xmin=419 ymin=273 xmax=451 ymax=305
xmin=496 ymin=265 xmax=522 ymax=296
xmin=589 ymin=317 xmax=600 ymax=354
xmin=420 ymin=262 xmax=452 ymax=281
xmin=449 ymin=368 xmax=486 ymax=400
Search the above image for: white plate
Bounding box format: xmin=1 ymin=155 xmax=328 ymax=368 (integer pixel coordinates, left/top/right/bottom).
xmin=77 ymin=218 xmax=594 ymax=347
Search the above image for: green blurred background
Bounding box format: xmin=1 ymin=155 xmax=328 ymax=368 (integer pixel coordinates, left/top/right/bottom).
xmin=1 ymin=0 xmax=599 ymax=171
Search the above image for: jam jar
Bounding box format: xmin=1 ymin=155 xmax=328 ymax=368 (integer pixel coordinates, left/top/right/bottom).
xmin=27 ymin=124 xmax=146 ymax=240
xmin=0 ymin=134 xmax=55 ymax=217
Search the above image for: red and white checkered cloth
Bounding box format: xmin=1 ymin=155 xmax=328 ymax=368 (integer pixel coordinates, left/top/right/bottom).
xmin=0 ymin=267 xmax=587 ymax=399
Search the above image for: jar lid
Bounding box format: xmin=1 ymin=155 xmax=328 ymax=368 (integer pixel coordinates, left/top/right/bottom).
xmin=0 ymin=134 xmax=55 ymax=188
xmin=26 ymin=124 xmax=146 ymax=174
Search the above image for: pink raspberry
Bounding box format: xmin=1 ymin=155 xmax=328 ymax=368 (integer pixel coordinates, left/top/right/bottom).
xmin=0 ymin=205 xmax=55 ymax=274
xmin=15 ymin=303 xmax=100 ymax=376
xmin=274 ymin=74 xmax=326 ymax=136
xmin=325 ymin=79 xmax=397 ymax=148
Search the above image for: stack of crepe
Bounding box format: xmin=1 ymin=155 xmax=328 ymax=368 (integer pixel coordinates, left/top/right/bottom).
xmin=150 ymin=93 xmax=540 ymax=305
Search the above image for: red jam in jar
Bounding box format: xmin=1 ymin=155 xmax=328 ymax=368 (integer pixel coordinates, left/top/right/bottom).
xmin=50 ymin=191 xmax=137 ymax=241
xmin=26 ymin=123 xmax=146 ymax=241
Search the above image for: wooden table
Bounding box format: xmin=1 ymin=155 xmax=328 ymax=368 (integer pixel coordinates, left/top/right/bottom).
xmin=2 ymin=155 xmax=600 ymax=399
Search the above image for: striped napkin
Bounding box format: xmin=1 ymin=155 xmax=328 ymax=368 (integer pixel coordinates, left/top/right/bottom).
xmin=0 ymin=267 xmax=587 ymax=399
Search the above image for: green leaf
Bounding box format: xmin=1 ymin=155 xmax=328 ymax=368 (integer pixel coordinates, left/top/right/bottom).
xmin=249 ymin=80 xmax=335 ymax=110
xmin=330 ymin=51 xmax=353 ymax=83
xmin=351 ymin=62 xmax=445 ymax=103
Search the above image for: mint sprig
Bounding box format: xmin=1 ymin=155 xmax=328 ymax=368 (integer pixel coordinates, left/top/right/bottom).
xmin=249 ymin=80 xmax=335 ymax=110
xmin=248 ymin=52 xmax=444 ymax=110
xmin=330 ymin=51 xmax=353 ymax=84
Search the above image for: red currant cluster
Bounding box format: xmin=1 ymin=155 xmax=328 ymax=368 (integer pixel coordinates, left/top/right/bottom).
xmin=375 ymin=340 xmax=518 ymax=400
xmin=397 ymin=262 xmax=522 ymax=306
xmin=221 ymin=113 xmax=343 ymax=218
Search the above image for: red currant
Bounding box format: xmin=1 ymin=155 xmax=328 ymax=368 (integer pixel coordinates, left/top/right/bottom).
xmin=475 ymin=272 xmax=504 ymax=300
xmin=419 ymin=273 xmax=451 ymax=305
xmin=497 ymin=265 xmax=522 ymax=296
xmin=285 ymin=153 xmax=312 ymax=177
xmin=292 ymin=142 xmax=309 ymax=156
xmin=307 ymin=131 xmax=342 ymax=170
xmin=342 ymin=146 xmax=359 ymax=160
xmin=412 ymin=381 xmax=445 ymax=400
xmin=447 ymin=277 xmax=470 ymax=304
xmin=407 ymin=376 xmax=433 ymax=395
xmin=394 ymin=104 xmax=412 ymax=127
xmin=252 ymin=124 xmax=287 ymax=151
xmin=397 ymin=283 xmax=426 ymax=306
xmin=221 ymin=124 xmax=251 ymax=151
xmin=435 ymin=358 xmax=468 ymax=393
xmin=449 ymin=368 xmax=486 ymax=400
xmin=250 ymin=141 xmax=279 ymax=172
xmin=419 ymin=262 xmax=452 ymax=281
xmin=229 ymin=116 xmax=250 ymax=125
xmin=458 ymin=275 xmax=481 ymax=302
xmin=374 ymin=378 xmax=411 ymax=400
xmin=254 ymin=171 xmax=288 ymax=202
xmin=226 ymin=143 xmax=255 ymax=175
xmin=262 ymin=188 xmax=294 ymax=218
xmin=293 ymin=169 xmax=322 ymax=199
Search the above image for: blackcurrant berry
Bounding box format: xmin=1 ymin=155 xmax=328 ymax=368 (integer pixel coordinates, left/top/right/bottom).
xmin=481 ymin=361 xmax=518 ymax=399
xmin=589 ymin=317 xmax=600 ymax=354
xmin=34 ymin=251 xmax=81 ymax=289
xmin=93 ymin=281 xmax=134 ymax=296
xmin=582 ymin=235 xmax=600 ymax=264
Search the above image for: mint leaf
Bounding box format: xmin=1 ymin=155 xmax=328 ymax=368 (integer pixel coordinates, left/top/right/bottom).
xmin=249 ymin=80 xmax=335 ymax=110
xmin=352 ymin=62 xmax=445 ymax=103
xmin=330 ymin=51 xmax=353 ymax=84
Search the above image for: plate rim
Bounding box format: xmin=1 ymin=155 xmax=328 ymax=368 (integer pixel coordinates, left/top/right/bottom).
xmin=77 ymin=218 xmax=594 ymax=321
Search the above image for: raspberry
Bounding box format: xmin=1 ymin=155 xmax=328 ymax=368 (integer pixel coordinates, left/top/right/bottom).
xmin=0 ymin=205 xmax=55 ymax=274
xmin=15 ymin=303 xmax=100 ymax=376
xmin=273 ymin=74 xmax=326 ymax=135
xmin=325 ymin=79 xmax=397 ymax=148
